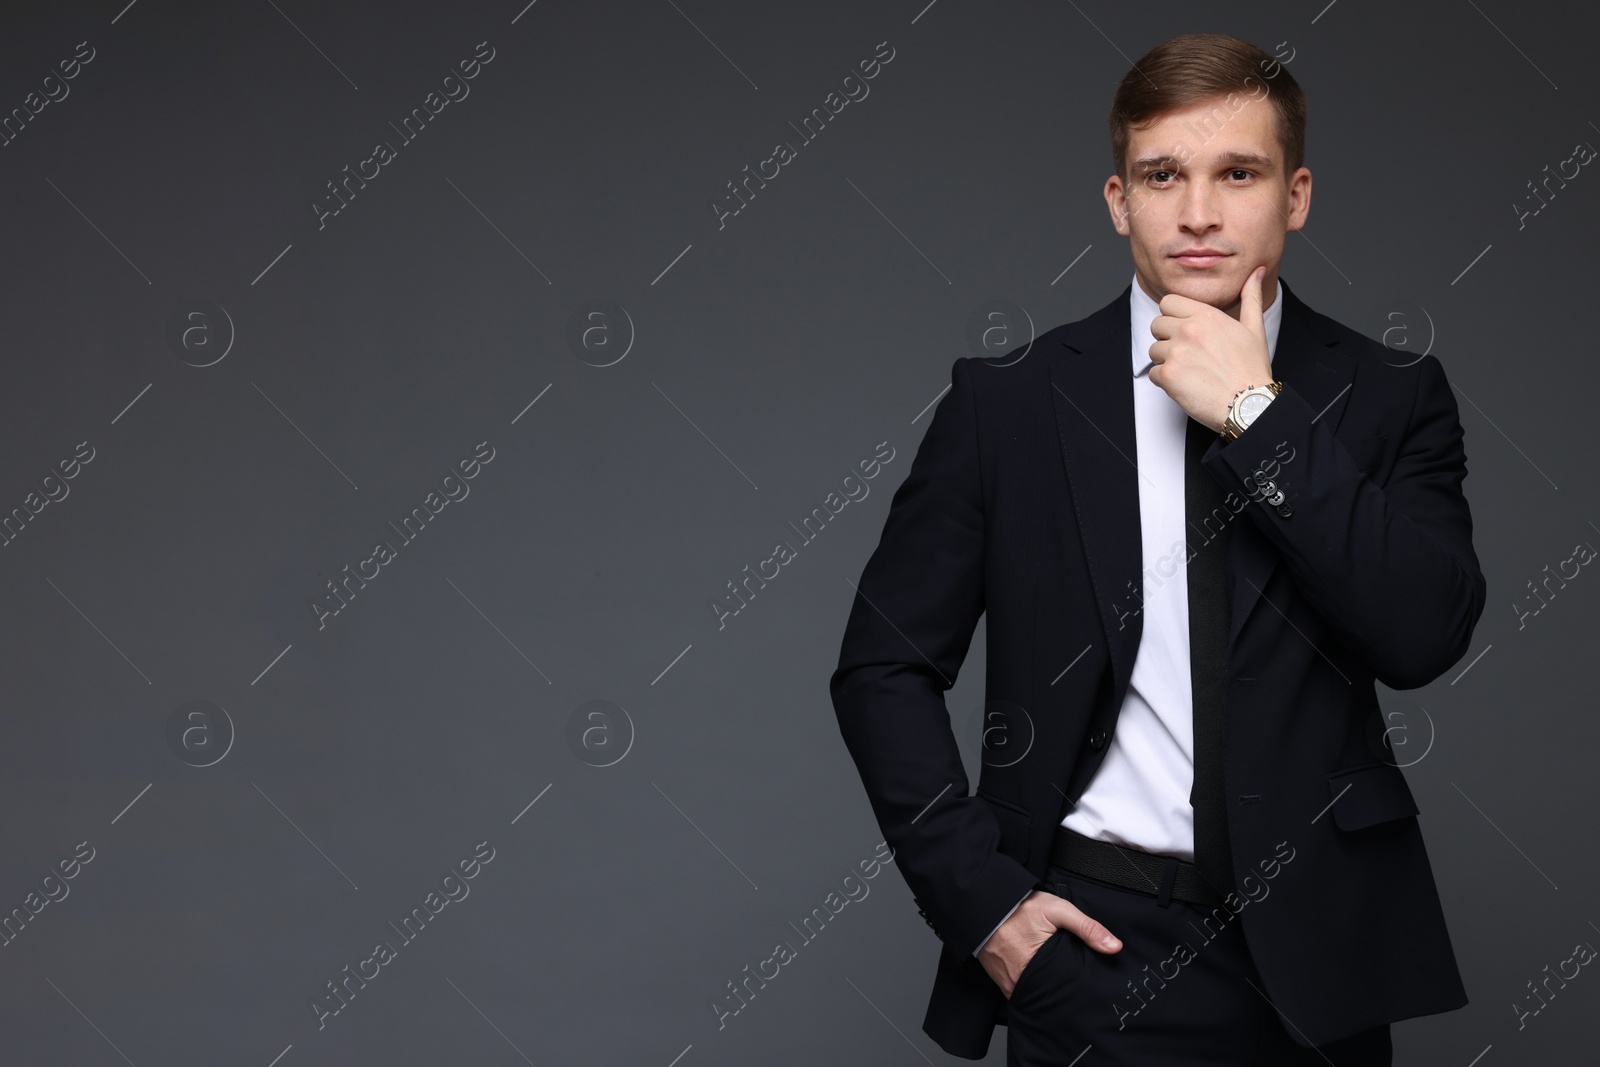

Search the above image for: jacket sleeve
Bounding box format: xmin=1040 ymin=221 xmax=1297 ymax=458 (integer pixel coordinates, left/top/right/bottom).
xmin=1200 ymin=352 xmax=1487 ymax=689
xmin=829 ymin=356 xmax=1040 ymax=959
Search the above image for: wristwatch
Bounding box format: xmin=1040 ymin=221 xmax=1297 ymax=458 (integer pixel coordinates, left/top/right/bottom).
xmin=1220 ymin=381 xmax=1283 ymax=442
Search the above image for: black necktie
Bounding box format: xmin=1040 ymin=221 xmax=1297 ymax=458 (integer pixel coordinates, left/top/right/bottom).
xmin=1184 ymin=415 xmax=1236 ymax=897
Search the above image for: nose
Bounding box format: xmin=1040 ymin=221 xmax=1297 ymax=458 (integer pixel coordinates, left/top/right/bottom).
xmin=1177 ymin=178 xmax=1223 ymax=236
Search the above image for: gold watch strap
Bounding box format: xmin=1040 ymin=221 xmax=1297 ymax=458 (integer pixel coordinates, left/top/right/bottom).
xmin=1222 ymin=381 xmax=1283 ymax=441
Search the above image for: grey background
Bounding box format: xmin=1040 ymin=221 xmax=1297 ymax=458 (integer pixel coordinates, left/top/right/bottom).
xmin=0 ymin=0 xmax=1594 ymax=1063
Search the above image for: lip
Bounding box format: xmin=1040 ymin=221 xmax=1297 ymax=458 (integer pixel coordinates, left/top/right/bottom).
xmin=1171 ymin=249 xmax=1231 ymax=268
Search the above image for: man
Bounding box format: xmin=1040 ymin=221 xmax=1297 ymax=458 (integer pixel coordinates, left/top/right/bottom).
xmin=830 ymin=32 xmax=1484 ymax=1066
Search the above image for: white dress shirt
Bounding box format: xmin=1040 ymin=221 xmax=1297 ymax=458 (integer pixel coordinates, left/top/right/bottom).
xmin=974 ymin=272 xmax=1283 ymax=956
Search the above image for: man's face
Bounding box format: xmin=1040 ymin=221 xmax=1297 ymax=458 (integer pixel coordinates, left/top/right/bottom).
xmin=1103 ymin=90 xmax=1311 ymax=318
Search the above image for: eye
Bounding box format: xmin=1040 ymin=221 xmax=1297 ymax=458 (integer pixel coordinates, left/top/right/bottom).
xmin=1147 ymin=169 xmax=1175 ymax=185
xmin=1229 ymin=169 xmax=1253 ymax=181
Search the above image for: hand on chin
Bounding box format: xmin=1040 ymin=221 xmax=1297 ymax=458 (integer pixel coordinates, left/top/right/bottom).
xmin=1161 ymin=270 xmax=1241 ymax=309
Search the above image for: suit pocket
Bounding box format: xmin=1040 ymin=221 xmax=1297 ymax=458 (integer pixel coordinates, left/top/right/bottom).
xmin=1009 ymin=928 xmax=1067 ymax=1003
xmin=1327 ymin=762 xmax=1419 ymax=831
xmin=978 ymin=790 xmax=1032 ymax=865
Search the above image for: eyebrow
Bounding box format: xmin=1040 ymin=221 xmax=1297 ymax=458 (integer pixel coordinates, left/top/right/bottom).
xmin=1131 ymin=151 xmax=1276 ymax=175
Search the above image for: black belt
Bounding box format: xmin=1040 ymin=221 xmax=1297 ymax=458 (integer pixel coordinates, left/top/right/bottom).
xmin=1049 ymin=825 xmax=1228 ymax=910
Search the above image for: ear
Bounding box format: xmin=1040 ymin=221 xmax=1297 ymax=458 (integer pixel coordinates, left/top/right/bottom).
xmin=1286 ymin=167 xmax=1313 ymax=233
xmin=1104 ymin=175 xmax=1131 ymax=235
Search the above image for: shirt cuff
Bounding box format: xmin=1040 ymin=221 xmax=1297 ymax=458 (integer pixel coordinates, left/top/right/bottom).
xmin=971 ymin=890 xmax=1031 ymax=957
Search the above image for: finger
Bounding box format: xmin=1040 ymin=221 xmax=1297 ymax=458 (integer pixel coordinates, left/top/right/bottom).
xmin=1241 ymin=265 xmax=1267 ymax=338
xmin=1148 ymin=314 xmax=1175 ymax=340
xmin=1045 ymin=898 xmax=1122 ymax=953
xmin=1158 ymin=291 xmax=1202 ymax=318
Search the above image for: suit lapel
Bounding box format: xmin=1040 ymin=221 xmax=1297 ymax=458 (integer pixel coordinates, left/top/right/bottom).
xmin=1050 ymin=288 xmax=1143 ymax=713
xmin=1050 ymin=278 xmax=1352 ymax=704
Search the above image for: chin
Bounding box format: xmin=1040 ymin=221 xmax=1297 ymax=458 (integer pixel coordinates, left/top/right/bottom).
xmin=1160 ymin=270 xmax=1237 ymax=306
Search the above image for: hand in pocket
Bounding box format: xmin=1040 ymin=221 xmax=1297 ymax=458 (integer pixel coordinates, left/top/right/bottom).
xmin=976 ymin=887 xmax=1122 ymax=999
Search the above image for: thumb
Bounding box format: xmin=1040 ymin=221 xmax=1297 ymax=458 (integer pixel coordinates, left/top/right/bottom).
xmin=1048 ymin=897 xmax=1122 ymax=953
xmin=1241 ymin=265 xmax=1267 ymax=338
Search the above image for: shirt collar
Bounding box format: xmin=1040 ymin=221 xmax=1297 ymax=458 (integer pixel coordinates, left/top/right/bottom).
xmin=1129 ymin=271 xmax=1285 ymax=378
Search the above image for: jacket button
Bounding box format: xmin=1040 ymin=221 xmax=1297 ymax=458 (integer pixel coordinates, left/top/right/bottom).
xmin=1089 ymin=730 xmax=1108 ymax=750
xmin=1277 ymin=502 xmax=1293 ymax=517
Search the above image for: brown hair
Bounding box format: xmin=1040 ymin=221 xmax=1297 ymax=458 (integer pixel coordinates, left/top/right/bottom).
xmin=1108 ymin=33 xmax=1306 ymax=186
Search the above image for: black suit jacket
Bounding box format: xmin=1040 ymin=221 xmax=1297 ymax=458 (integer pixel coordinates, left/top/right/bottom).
xmin=829 ymin=278 xmax=1485 ymax=1059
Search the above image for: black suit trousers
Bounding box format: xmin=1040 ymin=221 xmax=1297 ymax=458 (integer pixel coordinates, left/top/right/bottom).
xmin=1003 ymin=863 xmax=1393 ymax=1066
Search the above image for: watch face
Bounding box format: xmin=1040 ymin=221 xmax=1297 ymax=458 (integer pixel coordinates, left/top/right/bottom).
xmin=1239 ymin=393 xmax=1270 ymax=424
